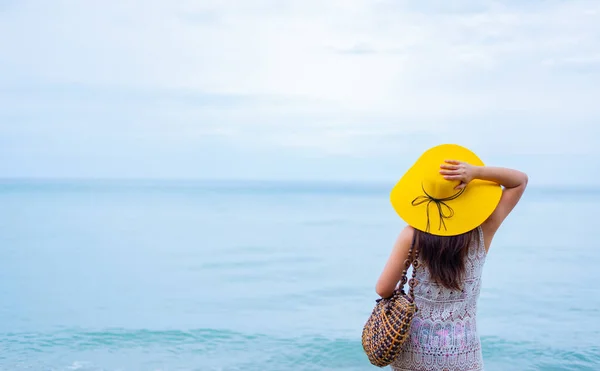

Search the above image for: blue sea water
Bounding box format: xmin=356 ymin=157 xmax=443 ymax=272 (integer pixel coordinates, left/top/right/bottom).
xmin=0 ymin=179 xmax=599 ymax=371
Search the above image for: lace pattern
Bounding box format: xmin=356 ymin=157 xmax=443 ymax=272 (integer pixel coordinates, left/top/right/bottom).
xmin=391 ymin=226 xmax=486 ymax=371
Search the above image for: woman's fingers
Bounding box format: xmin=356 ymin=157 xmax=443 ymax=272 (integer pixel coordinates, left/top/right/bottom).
xmin=440 ymin=161 xmax=467 ymax=180
xmin=443 ymin=175 xmax=463 ymax=180
xmin=440 ymin=160 xmax=469 ymax=183
xmin=444 ymin=159 xmax=461 ymax=165
xmin=439 ymin=169 xmax=463 ymax=175
xmin=440 ymin=164 xmax=460 ymax=170
xmin=454 ymin=182 xmax=467 ymax=190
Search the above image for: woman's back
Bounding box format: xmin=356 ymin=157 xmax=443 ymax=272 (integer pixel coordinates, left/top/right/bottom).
xmin=391 ymin=226 xmax=486 ymax=371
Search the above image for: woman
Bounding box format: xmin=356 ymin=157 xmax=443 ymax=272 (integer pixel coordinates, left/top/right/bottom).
xmin=375 ymin=144 xmax=528 ymax=371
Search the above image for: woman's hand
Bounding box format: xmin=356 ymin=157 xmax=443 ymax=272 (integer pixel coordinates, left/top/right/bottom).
xmin=439 ymin=160 xmax=478 ymax=189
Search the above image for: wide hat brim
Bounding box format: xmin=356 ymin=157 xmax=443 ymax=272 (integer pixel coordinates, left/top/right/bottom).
xmin=390 ymin=144 xmax=502 ymax=236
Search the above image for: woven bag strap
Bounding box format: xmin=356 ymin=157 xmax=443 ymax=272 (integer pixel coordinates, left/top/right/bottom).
xmin=400 ymin=230 xmax=420 ymax=301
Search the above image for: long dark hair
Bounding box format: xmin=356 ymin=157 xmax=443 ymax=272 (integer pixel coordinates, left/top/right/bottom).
xmin=414 ymin=228 xmax=477 ymax=291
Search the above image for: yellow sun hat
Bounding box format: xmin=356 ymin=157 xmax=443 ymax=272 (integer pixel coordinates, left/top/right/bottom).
xmin=390 ymin=144 xmax=502 ymax=236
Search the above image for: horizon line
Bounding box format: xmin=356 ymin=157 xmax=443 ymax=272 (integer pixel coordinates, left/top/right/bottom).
xmin=0 ymin=177 xmax=598 ymax=192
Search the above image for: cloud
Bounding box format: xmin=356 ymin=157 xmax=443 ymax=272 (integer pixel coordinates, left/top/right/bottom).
xmin=1 ymin=0 xmax=599 ymax=183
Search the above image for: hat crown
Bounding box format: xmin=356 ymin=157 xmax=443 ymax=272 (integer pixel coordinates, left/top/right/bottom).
xmin=422 ymin=173 xmax=459 ymax=200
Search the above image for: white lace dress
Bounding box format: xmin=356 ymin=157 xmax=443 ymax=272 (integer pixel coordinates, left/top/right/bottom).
xmin=391 ymin=226 xmax=487 ymax=371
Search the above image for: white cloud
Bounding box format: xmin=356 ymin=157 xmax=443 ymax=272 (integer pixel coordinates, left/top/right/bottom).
xmin=1 ymin=0 xmax=600 ymax=181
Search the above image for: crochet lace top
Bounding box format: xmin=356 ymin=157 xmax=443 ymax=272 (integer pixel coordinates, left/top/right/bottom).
xmin=391 ymin=226 xmax=487 ymax=371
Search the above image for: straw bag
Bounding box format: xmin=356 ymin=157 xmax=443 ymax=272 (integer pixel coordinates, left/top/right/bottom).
xmin=361 ymin=233 xmax=420 ymax=367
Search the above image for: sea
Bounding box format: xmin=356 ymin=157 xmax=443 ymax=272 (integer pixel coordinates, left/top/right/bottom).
xmin=0 ymin=179 xmax=598 ymax=371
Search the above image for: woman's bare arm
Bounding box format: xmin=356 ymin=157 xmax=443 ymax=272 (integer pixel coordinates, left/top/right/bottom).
xmin=474 ymin=166 xmax=528 ymax=239
xmin=375 ymin=226 xmax=414 ymax=298
xmin=440 ymin=161 xmax=528 ymax=249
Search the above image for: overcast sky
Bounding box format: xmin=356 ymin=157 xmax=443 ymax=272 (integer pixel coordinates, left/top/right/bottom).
xmin=1 ymin=0 xmax=599 ymax=185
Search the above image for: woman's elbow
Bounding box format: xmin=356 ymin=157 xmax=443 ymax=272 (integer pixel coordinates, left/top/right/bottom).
xmin=521 ymin=172 xmax=529 ymax=186
xmin=375 ymin=283 xmax=394 ymax=298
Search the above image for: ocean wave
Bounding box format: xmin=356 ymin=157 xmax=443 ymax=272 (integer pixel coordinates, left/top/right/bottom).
xmin=481 ymin=336 xmax=600 ymax=370
xmin=1 ymin=328 xmax=367 ymax=369
xmin=2 ymin=329 xmax=599 ymax=370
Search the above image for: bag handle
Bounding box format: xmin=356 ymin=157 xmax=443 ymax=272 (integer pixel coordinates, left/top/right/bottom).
xmin=399 ymin=230 xmax=420 ymax=301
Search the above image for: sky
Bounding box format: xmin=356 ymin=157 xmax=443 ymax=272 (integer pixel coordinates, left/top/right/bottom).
xmin=1 ymin=0 xmax=599 ymax=186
